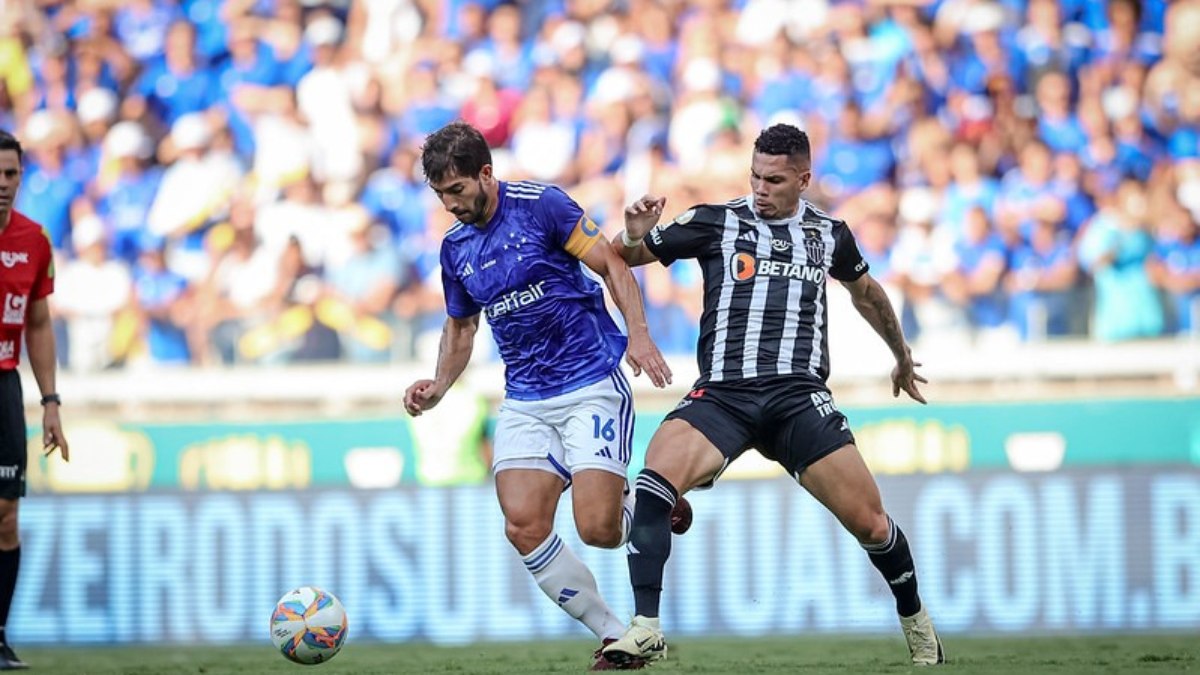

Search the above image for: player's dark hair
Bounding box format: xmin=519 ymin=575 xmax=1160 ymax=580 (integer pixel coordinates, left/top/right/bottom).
xmin=754 ymin=124 xmax=810 ymax=165
xmin=0 ymin=130 xmax=23 ymax=161
xmin=420 ymin=122 xmax=492 ymax=183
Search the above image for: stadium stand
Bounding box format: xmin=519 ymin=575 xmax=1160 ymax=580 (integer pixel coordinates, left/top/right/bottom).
xmin=2 ymin=0 xmax=1197 ymax=376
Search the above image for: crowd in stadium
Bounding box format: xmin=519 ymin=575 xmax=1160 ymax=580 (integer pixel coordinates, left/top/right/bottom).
xmin=1 ymin=0 xmax=1197 ymax=370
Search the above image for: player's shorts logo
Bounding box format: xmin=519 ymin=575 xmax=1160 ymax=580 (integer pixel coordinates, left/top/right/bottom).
xmin=689 ymin=388 xmax=706 ymax=399
xmin=730 ymin=253 xmax=757 ymax=281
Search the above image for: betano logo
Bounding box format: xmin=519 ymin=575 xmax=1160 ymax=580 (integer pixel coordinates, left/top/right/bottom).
xmin=485 ymin=281 xmax=548 ymax=319
xmin=728 ymin=254 xmax=825 ymax=284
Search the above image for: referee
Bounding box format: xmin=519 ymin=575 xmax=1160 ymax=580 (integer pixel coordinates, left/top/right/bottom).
xmin=0 ymin=130 xmax=69 ymax=670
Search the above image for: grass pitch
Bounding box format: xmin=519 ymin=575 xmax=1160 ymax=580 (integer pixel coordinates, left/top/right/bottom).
xmin=22 ymin=634 xmax=1198 ymax=674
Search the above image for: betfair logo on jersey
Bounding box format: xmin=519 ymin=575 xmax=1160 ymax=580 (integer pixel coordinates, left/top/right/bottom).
xmin=729 ymin=253 xmax=825 ymax=284
xmin=485 ymin=281 xmax=548 ymax=319
xmin=1 ymin=251 xmax=29 ymax=268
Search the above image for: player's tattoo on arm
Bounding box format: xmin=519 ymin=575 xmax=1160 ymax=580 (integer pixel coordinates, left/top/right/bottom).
xmin=848 ymin=276 xmax=909 ymax=362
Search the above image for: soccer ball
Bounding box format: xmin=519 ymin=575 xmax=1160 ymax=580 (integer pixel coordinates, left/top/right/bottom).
xmin=270 ymin=586 xmax=349 ymax=665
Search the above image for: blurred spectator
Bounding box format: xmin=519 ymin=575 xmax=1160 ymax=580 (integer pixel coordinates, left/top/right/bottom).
xmin=131 ymin=240 xmax=193 ymax=365
xmin=125 ymin=21 xmax=216 ymax=126
xmin=941 ymin=142 xmax=999 ymax=234
xmin=14 ymin=111 xmax=83 ymax=250
xmin=319 ymin=213 xmax=402 ymax=362
xmin=890 ymin=188 xmax=964 ymax=344
xmin=944 ymin=206 xmax=1009 ymax=339
xmin=147 ymin=113 xmax=243 ymax=281
xmin=94 ymin=120 xmax=161 ymax=264
xmin=1079 ymin=179 xmax=1164 ymax=340
xmin=1005 ymin=215 xmax=1078 ymax=341
xmin=53 ymin=215 xmax=134 ymax=371
xmin=194 ymin=206 xmax=290 ymax=365
xmin=1147 ymin=204 xmax=1200 ymax=336
xmin=295 ymin=15 xmax=363 ymax=183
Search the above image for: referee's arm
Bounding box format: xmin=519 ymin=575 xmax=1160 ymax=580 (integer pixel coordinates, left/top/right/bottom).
xmin=25 ymin=298 xmax=69 ymax=458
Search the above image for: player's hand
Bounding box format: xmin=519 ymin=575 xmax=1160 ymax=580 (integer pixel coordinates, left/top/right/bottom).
xmin=891 ymin=353 xmax=928 ymax=404
xmin=624 ymin=195 xmax=666 ymax=241
xmin=625 ymin=331 xmax=672 ymax=388
xmin=42 ymin=405 xmax=69 ymax=461
xmin=404 ymin=379 xmax=446 ymax=416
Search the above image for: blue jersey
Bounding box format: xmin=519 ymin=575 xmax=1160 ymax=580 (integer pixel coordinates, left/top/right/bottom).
xmin=440 ymin=181 xmax=627 ymax=400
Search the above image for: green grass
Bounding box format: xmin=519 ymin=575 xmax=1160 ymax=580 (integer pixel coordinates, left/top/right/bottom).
xmin=19 ymin=635 xmax=1200 ymax=674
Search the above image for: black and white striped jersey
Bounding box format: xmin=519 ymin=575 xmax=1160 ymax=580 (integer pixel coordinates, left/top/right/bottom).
xmin=644 ymin=196 xmax=869 ymax=385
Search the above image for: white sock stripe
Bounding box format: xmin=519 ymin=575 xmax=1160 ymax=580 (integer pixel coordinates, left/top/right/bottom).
xmin=863 ymin=517 xmax=898 ymax=554
xmin=524 ymin=534 xmax=564 ymax=573
xmin=635 ymin=474 xmax=676 ymax=507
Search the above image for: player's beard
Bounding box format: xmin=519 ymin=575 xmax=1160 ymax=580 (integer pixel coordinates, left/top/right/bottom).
xmin=457 ymin=187 xmax=490 ymax=225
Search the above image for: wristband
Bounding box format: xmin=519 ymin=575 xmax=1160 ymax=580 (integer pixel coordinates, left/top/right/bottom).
xmin=621 ymin=231 xmax=643 ymax=248
xmin=40 ymin=393 xmax=61 ymax=406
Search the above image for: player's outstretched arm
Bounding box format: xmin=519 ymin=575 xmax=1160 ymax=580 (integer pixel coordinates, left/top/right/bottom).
xmin=841 ymin=274 xmax=927 ymax=404
xmin=611 ymin=194 xmax=665 ymax=267
xmin=404 ymin=314 xmax=480 ymax=416
xmin=580 ymin=237 xmax=672 ymax=388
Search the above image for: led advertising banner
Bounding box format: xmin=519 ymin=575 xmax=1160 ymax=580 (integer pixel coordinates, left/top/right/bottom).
xmin=25 ymin=397 xmax=1200 ymax=493
xmin=11 ymin=467 xmax=1198 ymax=644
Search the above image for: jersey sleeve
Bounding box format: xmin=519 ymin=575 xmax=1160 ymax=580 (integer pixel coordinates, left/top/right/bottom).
xmin=537 ymin=185 xmax=601 ymax=260
xmin=31 ymin=226 xmax=55 ymax=299
xmin=644 ymin=205 xmax=722 ymax=266
xmin=829 ymin=221 xmax=870 ymax=282
xmin=439 ymin=243 xmax=480 ymax=318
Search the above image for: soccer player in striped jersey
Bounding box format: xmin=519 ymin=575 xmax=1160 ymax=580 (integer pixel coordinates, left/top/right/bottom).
xmin=603 ymin=124 xmax=944 ymax=667
xmin=404 ymin=122 xmax=685 ymax=671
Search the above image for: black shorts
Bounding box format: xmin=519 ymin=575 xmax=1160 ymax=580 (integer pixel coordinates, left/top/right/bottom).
xmin=0 ymin=370 xmax=27 ymax=500
xmin=664 ymin=374 xmax=855 ymax=486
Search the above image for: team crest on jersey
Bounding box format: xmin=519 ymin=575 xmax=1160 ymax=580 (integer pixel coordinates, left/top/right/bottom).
xmin=2 ymin=293 xmax=27 ymax=325
xmin=803 ymin=229 xmax=826 ymax=263
xmin=1 ymin=251 xmax=29 ymax=268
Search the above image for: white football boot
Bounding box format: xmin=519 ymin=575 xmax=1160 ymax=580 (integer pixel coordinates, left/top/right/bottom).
xmin=900 ymin=607 xmax=945 ymax=666
xmin=601 ymin=616 xmax=667 ymax=666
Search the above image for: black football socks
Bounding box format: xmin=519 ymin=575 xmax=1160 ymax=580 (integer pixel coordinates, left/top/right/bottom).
xmin=0 ymin=547 xmax=19 ymax=645
xmin=627 ymin=469 xmax=678 ymax=618
xmin=863 ymin=516 xmax=922 ymax=617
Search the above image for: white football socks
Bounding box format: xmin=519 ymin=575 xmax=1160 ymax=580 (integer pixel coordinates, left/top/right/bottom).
xmin=522 ymin=532 xmax=625 ymax=641
xmin=620 ymin=484 xmax=636 ymax=547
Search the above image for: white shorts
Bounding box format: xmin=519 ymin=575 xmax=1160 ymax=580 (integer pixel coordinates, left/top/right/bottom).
xmin=493 ymin=369 xmax=635 ymax=485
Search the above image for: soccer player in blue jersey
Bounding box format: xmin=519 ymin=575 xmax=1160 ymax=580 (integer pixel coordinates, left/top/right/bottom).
xmin=404 ymin=122 xmax=680 ymax=671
